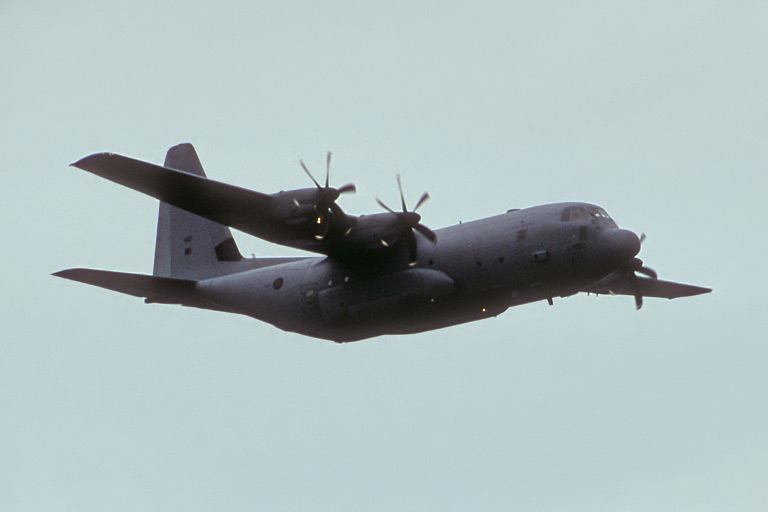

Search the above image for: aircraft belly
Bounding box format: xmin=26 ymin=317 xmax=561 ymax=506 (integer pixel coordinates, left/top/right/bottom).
xmin=316 ymin=269 xmax=456 ymax=325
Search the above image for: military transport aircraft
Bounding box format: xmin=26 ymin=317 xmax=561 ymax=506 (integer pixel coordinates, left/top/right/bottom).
xmin=54 ymin=143 xmax=711 ymax=342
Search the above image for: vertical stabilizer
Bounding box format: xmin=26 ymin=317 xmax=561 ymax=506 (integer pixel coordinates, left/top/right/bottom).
xmin=153 ymin=143 xmax=243 ymax=280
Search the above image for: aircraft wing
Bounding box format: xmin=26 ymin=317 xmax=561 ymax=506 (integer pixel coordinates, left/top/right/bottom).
xmin=583 ymin=274 xmax=712 ymax=299
xmin=72 ymin=151 xmax=438 ymax=259
xmin=72 ymin=152 xmax=275 ymax=230
xmin=72 ymin=152 xmax=350 ymax=254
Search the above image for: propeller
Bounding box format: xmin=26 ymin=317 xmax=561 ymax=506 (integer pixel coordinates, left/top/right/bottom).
xmin=625 ymin=234 xmax=658 ymax=310
xmin=299 ymin=152 xmax=356 ymax=239
xmin=376 ymin=174 xmax=437 ymax=265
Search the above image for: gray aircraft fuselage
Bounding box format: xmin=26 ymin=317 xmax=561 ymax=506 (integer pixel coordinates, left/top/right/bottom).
xmin=196 ymin=202 xmax=633 ymax=342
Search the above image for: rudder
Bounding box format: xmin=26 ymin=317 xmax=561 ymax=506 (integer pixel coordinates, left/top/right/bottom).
xmin=153 ymin=143 xmax=243 ymax=280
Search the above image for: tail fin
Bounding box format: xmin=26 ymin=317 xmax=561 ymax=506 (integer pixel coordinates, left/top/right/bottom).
xmin=153 ymin=143 xmax=243 ymax=280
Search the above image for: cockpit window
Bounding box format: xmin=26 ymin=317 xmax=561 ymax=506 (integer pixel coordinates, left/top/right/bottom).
xmin=561 ymin=206 xmax=591 ymax=222
xmin=561 ymin=206 xmax=612 ymax=222
xmin=587 ymin=207 xmax=612 ymax=219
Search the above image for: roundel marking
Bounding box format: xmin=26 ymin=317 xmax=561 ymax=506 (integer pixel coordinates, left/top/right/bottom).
xmin=273 ymin=277 xmax=284 ymax=290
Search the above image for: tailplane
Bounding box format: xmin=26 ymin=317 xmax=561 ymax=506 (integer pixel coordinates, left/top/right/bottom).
xmin=153 ymin=143 xmax=243 ymax=280
xmin=53 ymin=268 xmax=195 ymax=304
xmin=52 ymin=268 xmax=231 ymax=312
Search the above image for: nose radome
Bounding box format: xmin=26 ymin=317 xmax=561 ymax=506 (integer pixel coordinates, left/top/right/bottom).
xmin=600 ymin=229 xmax=641 ymax=261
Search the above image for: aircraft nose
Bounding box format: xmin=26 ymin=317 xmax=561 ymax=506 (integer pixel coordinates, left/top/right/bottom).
xmin=599 ymin=228 xmax=641 ymax=262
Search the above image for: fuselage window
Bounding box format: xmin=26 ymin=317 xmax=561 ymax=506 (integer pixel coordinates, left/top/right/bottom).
xmin=571 ymin=207 xmax=590 ymax=221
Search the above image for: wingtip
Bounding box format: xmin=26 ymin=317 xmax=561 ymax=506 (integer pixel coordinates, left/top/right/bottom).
xmin=689 ymin=285 xmax=713 ymax=297
xmin=52 ymin=268 xmax=79 ymax=279
xmin=70 ymin=152 xmax=115 ymax=170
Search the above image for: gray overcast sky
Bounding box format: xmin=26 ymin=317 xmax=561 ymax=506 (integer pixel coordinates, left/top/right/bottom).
xmin=2 ymin=1 xmax=767 ymax=510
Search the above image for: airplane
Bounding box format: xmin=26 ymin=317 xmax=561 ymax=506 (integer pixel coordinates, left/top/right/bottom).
xmin=54 ymin=143 xmax=711 ymax=342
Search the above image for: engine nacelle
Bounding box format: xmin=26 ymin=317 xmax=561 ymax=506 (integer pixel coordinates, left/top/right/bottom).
xmin=344 ymin=213 xmax=405 ymax=249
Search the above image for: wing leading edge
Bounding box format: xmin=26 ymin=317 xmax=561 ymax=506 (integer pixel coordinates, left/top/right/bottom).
xmin=583 ymin=274 xmax=712 ymax=299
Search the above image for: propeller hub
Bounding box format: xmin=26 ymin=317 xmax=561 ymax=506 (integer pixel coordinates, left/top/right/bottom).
xmin=318 ymin=188 xmax=341 ymax=204
xmin=400 ymin=211 xmax=421 ymax=226
xmin=375 ymin=176 xmax=437 ymax=263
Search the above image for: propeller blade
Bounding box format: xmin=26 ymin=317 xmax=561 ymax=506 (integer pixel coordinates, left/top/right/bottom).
xmin=637 ymin=266 xmax=658 ymax=280
xmin=414 ymin=223 xmax=437 ymax=243
xmin=396 ymin=174 xmax=407 ymax=212
xmin=325 ymin=151 xmax=331 ymax=188
xmin=328 ymin=201 xmax=348 ymax=220
xmin=639 ymin=232 xmax=647 ymax=244
xmin=413 ymin=191 xmax=430 ymax=212
xmin=376 ymin=198 xmax=397 ymax=214
xmin=377 ymin=174 xmax=436 ymax=260
xmin=628 ymin=271 xmax=644 ymax=310
xmin=300 ymin=159 xmax=321 ymax=189
xmin=404 ymin=229 xmax=418 ymax=265
xmin=337 ymin=183 xmax=356 ymax=194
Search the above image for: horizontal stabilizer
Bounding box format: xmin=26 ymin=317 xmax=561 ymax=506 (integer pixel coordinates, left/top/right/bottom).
xmin=71 ymin=152 xmax=273 ymax=236
xmin=53 ymin=268 xmax=197 ymax=304
xmin=583 ymin=275 xmax=712 ymax=299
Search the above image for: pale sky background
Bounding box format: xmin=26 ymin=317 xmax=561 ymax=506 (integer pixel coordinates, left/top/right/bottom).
xmin=2 ymin=1 xmax=767 ymax=510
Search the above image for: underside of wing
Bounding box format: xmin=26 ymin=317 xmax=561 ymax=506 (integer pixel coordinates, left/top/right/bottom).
xmin=72 ymin=152 xmax=369 ymax=256
xmin=72 ymin=152 xmax=275 ymax=232
xmin=583 ymin=274 xmax=712 ymax=299
xmin=71 ymin=150 xmax=440 ymax=261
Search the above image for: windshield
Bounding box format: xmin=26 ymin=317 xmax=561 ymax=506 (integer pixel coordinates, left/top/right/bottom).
xmin=588 ymin=207 xmax=611 ymax=219
xmin=561 ymin=206 xmax=613 ymax=222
